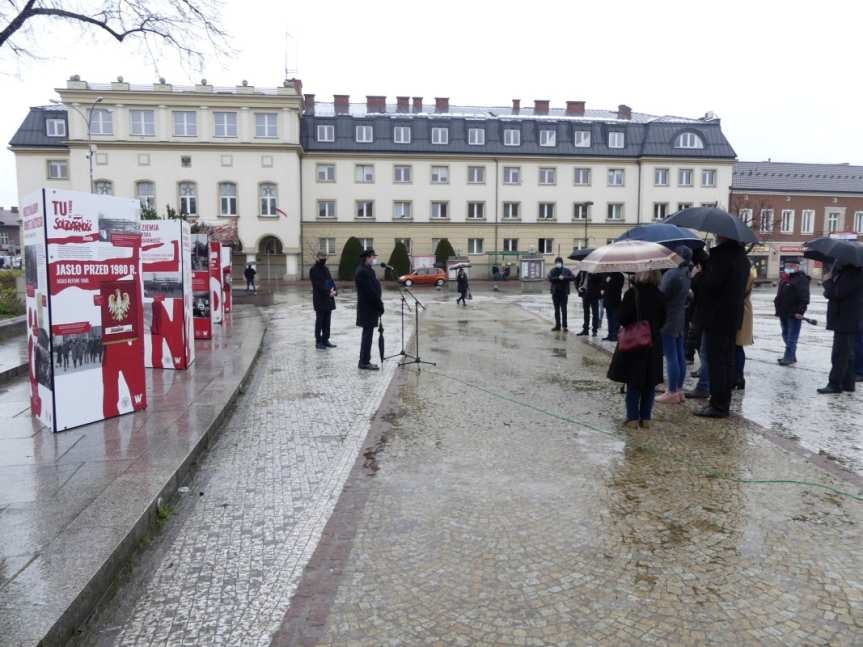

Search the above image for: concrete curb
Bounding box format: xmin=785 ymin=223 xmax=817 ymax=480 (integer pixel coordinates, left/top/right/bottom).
xmin=41 ymin=308 xmax=269 ymax=647
xmin=0 ymin=360 xmax=27 ymax=384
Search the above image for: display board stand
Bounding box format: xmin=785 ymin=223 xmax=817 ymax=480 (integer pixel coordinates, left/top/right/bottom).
xmin=191 ymin=233 xmax=212 ymax=339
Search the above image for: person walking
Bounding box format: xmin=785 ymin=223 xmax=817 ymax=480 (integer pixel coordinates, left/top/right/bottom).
xmin=548 ymin=257 xmax=574 ymax=331
xmin=656 ymin=246 xmax=692 ymax=404
xmin=456 ymin=268 xmax=470 ymax=306
xmin=576 ymin=271 xmax=603 ymax=336
xmin=309 ymin=251 xmax=337 ymax=349
xmin=601 ymin=272 xmax=625 ymax=341
xmin=818 ymin=262 xmax=863 ymax=393
xmin=734 ymin=266 xmax=757 ymax=390
xmin=692 ymin=236 xmax=751 ymax=418
xmin=773 ymin=258 xmax=810 ymax=366
xmin=355 ymin=248 xmax=384 ymax=371
xmin=607 ymin=270 xmax=666 ymax=429
xmin=244 ymin=263 xmax=257 ymax=294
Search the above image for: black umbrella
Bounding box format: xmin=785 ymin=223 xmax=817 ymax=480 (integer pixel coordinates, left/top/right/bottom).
xmin=568 ymin=247 xmax=595 ymax=261
xmin=378 ymin=322 xmax=385 ymax=363
xmin=802 ymin=237 xmax=863 ymax=268
xmin=665 ymin=207 xmax=759 ymax=244
xmin=615 ymin=223 xmax=705 ymax=250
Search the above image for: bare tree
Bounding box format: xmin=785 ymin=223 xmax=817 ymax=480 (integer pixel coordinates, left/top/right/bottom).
xmin=1 ymin=0 xmax=229 ymax=67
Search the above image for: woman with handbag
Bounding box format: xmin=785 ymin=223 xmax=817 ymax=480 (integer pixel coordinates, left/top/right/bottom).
xmin=607 ymin=270 xmax=666 ymax=429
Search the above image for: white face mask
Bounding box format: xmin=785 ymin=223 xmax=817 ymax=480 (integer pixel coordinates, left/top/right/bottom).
xmin=556 ymin=262 xmax=563 ymax=268
xmin=370 ymin=258 xmax=378 ymax=266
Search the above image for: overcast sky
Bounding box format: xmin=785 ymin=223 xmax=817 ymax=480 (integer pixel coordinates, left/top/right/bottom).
xmin=1 ymin=0 xmax=861 ymax=207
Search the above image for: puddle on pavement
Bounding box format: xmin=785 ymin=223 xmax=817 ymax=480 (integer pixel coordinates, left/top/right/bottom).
xmin=551 ymin=348 xmax=567 ymax=358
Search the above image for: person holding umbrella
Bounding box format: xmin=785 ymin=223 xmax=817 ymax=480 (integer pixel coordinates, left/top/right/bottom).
xmin=355 ymin=248 xmax=384 ymax=371
xmin=310 ymin=251 xmax=337 ymax=349
xmin=773 ymin=257 xmax=810 ymax=366
xmin=548 ymin=257 xmax=574 ymax=331
xmin=456 ymin=267 xmax=470 ymax=306
xmin=818 ymin=260 xmax=863 ymax=393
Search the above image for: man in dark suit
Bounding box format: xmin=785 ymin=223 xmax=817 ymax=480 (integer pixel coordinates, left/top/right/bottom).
xmin=355 ymin=248 xmax=384 ymax=370
xmin=309 ymin=251 xmax=337 ymax=349
xmin=601 ymin=272 xmax=625 ymax=341
xmin=547 ymin=257 xmax=574 ymax=331
xmin=575 ymin=271 xmax=603 ymax=336
xmin=818 ymin=262 xmax=863 ymax=393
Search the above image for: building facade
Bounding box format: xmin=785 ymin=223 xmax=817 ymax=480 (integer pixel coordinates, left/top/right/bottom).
xmin=0 ymin=206 xmax=21 ymax=261
xmin=730 ymin=161 xmax=863 ymax=279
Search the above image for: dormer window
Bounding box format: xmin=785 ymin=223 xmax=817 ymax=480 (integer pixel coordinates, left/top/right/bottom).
xmin=608 ymin=131 xmax=624 ymax=148
xmin=675 ymin=132 xmax=704 ymax=149
xmin=355 ymin=124 xmax=374 ymax=143
xmin=467 ymin=128 xmax=485 ymax=145
xmin=539 ymin=129 xmax=556 ymax=147
xmin=316 ymin=124 xmax=335 ymax=142
xmin=574 ymin=130 xmax=591 ymax=147
xmin=431 ymin=127 xmax=449 ymax=145
xmin=503 ymin=128 xmax=521 ymax=146
xmin=393 ymin=126 xmax=411 ymax=144
xmin=46 ymin=119 xmax=66 ymax=137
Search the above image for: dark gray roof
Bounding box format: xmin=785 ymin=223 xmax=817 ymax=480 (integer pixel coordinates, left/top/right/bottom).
xmin=732 ymin=161 xmax=863 ymax=193
xmin=8 ymin=107 xmax=68 ymax=148
xmin=0 ymin=208 xmax=21 ymax=227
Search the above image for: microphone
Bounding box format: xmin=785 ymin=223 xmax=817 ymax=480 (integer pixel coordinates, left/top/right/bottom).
xmin=380 ymin=262 xmax=393 ymax=271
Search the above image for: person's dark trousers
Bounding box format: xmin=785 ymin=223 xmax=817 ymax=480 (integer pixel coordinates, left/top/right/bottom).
xmin=685 ymin=322 xmax=701 ymax=362
xmin=605 ymin=304 xmax=619 ymax=339
xmin=582 ymin=298 xmax=600 ymax=333
xmin=735 ymin=345 xmax=746 ymax=384
xmin=625 ymin=383 xmax=656 ymax=422
xmin=553 ymin=293 xmax=568 ymax=329
xmin=828 ymin=332 xmax=856 ymax=390
xmin=706 ymin=332 xmax=736 ymax=413
xmin=359 ymin=326 xmax=375 ymax=365
xmin=854 ymin=332 xmax=863 ymax=377
xmin=457 ymin=291 xmax=467 ymax=305
xmin=315 ymin=309 xmax=332 ymax=344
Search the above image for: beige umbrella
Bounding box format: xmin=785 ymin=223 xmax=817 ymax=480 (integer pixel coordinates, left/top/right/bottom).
xmin=574 ymin=240 xmax=682 ymax=274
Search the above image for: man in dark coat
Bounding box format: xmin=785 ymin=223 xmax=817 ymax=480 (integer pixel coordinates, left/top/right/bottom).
xmin=818 ymin=262 xmax=863 ymax=393
xmin=692 ymin=237 xmax=751 ymax=417
xmin=774 ymin=258 xmax=810 ymax=365
xmin=355 ymin=248 xmax=384 ymax=371
xmin=575 ymin=271 xmax=603 ymax=336
xmin=244 ymin=263 xmax=256 ymax=293
xmin=309 ymin=251 xmax=337 ymax=349
xmin=547 ymin=257 xmax=574 ymax=331
xmin=601 ymin=272 xmax=625 ymax=341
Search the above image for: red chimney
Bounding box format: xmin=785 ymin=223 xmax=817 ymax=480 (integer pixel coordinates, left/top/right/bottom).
xmin=396 ymin=96 xmax=410 ymax=113
xmin=534 ymin=100 xmax=550 ymax=115
xmin=412 ymin=96 xmax=423 ymax=113
xmin=617 ymin=104 xmax=632 ymax=120
xmin=435 ymin=97 xmax=449 ymax=113
xmin=334 ymin=94 xmax=350 ymax=114
xmin=512 ymin=99 xmax=520 ymax=114
xmin=303 ymin=94 xmax=315 ymax=115
xmin=366 ymin=95 xmax=386 ymax=113
xmin=566 ymin=101 xmax=585 ymax=116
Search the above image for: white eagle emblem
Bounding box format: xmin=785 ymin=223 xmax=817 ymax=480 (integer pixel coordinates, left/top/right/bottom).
xmin=107 ymin=288 xmax=131 ymax=322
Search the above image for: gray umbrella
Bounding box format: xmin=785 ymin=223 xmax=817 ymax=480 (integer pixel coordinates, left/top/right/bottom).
xmin=665 ymin=207 xmax=759 ymax=244
xmin=803 ymin=237 xmax=863 ymax=268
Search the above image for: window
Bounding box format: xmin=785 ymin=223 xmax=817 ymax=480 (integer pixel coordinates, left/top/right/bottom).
xmin=431 ymin=166 xmax=449 ymax=184
xmin=538 ymin=202 xmax=556 ymax=220
xmin=47 ymin=159 xmax=68 ymax=179
xmin=359 ymin=238 xmax=374 ymax=251
xmin=675 ymin=132 xmax=704 ymax=149
xmin=800 ymin=209 xmax=814 ymax=234
xmin=738 ymin=208 xmax=753 ymax=226
xmin=181 ymin=155 xmax=191 ymax=168
xmin=608 ymin=169 xmax=625 ymax=186
xmin=608 ymin=131 xmax=624 ymax=148
xmin=393 ymin=201 xmax=412 ymax=220
xmin=467 ymin=202 xmax=485 ymax=220
xmin=355 ymin=125 xmax=374 ymax=143
xmin=94 ymin=180 xmax=113 ymax=195
xmin=503 ymin=128 xmax=521 ymax=146
xmin=538 ymin=238 xmax=554 ymax=254
xmin=573 ymin=203 xmax=589 ymax=221
xmin=179 ymin=182 xmax=197 ymax=216
xmin=539 ymin=167 xmax=556 ymax=185
xmin=468 ymin=238 xmax=484 ymax=255
xmin=255 ymin=113 xmax=278 ymax=138
xmin=574 ymin=130 xmax=591 ymax=147
xmin=172 ymin=111 xmax=197 ymax=137
xmin=503 ymin=202 xmax=520 ymax=220
xmin=317 ymin=124 xmax=335 ymax=142
xmin=701 ymin=169 xmax=717 ymax=187
xmin=607 ymin=203 xmax=624 ymax=221
xmin=90 ymin=108 xmax=112 ymax=135
xmin=826 ymin=212 xmax=840 ymax=234
xmin=677 ymin=202 xmax=693 ymax=211
xmin=318 ymin=200 xmax=336 ymax=219
xmin=356 ymin=200 xmax=373 ymax=219
xmin=759 ymin=209 xmax=774 ymax=233
xmin=431 ymin=201 xmax=449 ymax=220
xmin=468 ymin=128 xmax=485 ymax=145
xmin=46 ymin=118 xmax=66 ymax=137
xmin=781 ymin=209 xmax=795 ymax=234
xmin=214 ymin=112 xmax=237 ymax=137
xmin=393 ymin=126 xmax=411 ymax=144
xmin=317 ymin=163 xmax=336 ymax=182
xmin=574 ymin=168 xmax=591 ymax=186
xmin=130 ymin=110 xmax=155 ymax=136
xmin=654 ymin=168 xmax=669 ymax=186
xmin=467 ymin=166 xmax=485 ymax=184
xmin=503 ymin=166 xmax=521 ymax=184
xmin=653 ymin=202 xmax=668 ymax=221
xmin=319 ymin=238 xmax=336 ymax=255
xmin=355 ymin=164 xmax=374 ymax=183
xmin=678 ymin=168 xmax=694 ymax=186
xmin=503 ymin=238 xmax=518 ymax=252
xmin=135 ymin=181 xmax=155 ymax=209
xmin=573 ymin=238 xmax=588 ymax=250
xmin=219 ymin=182 xmax=238 ymax=216
xmin=260 ymin=183 xmax=277 ymax=216
xmin=539 ymin=129 xmax=556 ymax=147
xmin=431 ymin=127 xmax=449 ymax=145
xmin=393 ymin=165 xmax=412 ymax=183
xmin=395 ymin=238 xmax=412 ymax=255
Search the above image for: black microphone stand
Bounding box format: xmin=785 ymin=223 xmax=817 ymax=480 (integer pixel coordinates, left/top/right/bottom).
xmin=384 ymin=285 xmax=435 ymax=369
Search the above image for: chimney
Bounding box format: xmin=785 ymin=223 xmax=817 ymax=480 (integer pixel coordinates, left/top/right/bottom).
xmin=566 ymin=101 xmax=585 ymax=116
xmin=334 ymin=94 xmax=350 ymax=114
xmin=366 ymin=95 xmax=386 ymax=113
xmin=412 ymin=96 xmax=423 ymax=113
xmin=303 ymin=94 xmax=315 ymax=115
xmin=396 ymin=96 xmax=410 ymax=113
xmin=435 ymin=97 xmax=449 ymax=113
xmin=512 ymin=99 xmax=520 ymax=114
xmin=617 ymin=104 xmax=632 ymax=120
xmin=534 ymin=99 xmax=549 ymax=115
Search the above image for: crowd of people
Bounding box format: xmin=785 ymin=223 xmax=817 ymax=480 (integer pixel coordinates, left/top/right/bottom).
xmin=54 ymin=334 xmax=103 ymax=371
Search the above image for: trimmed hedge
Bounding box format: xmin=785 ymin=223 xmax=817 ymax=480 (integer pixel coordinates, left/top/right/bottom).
xmin=386 ymin=242 xmax=410 ymax=281
xmin=434 ymin=238 xmax=456 ymax=267
xmin=338 ymin=237 xmax=364 ymax=281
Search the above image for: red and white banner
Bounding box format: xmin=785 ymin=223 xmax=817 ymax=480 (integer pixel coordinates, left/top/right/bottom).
xmin=221 ymin=246 xmax=232 ymax=314
xmin=191 ymin=233 xmax=212 ymax=339
xmin=209 ymin=241 xmax=223 ymax=325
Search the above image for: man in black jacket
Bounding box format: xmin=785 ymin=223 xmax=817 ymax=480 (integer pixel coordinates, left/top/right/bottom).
xmin=774 ymin=258 xmax=810 ymax=365
xmin=693 ymin=237 xmax=751 ymax=417
xmin=309 ymin=251 xmax=337 ymax=349
xmin=548 ymin=257 xmax=574 ymax=331
xmin=818 ymin=263 xmax=863 ymax=393
xmin=601 ymin=272 xmax=625 ymax=341
xmin=575 ymin=271 xmax=603 ymax=336
xmin=355 ymin=248 xmax=384 ymax=371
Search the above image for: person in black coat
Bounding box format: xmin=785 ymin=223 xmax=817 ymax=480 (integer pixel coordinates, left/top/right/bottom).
xmin=818 ymin=263 xmax=863 ymax=393
xmin=309 ymin=251 xmax=337 ymax=349
xmin=244 ymin=263 xmax=256 ymax=293
xmin=773 ymin=258 xmax=810 ymax=365
xmin=576 ymin=271 xmax=603 ymax=336
xmin=355 ymin=248 xmax=384 ymax=370
xmin=547 ymin=257 xmax=574 ymax=331
xmin=601 ymin=272 xmax=625 ymax=341
xmin=607 ymin=270 xmax=666 ymax=429
xmin=456 ymin=268 xmax=470 ymax=306
xmin=691 ymin=237 xmax=751 ymax=417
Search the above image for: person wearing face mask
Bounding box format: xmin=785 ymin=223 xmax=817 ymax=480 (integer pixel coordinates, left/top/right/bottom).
xmin=355 ymin=248 xmax=385 ymax=370
xmin=310 ymin=251 xmax=337 ymax=349
xmin=773 ymin=258 xmax=810 ymax=366
xmin=547 ymin=257 xmax=575 ymax=331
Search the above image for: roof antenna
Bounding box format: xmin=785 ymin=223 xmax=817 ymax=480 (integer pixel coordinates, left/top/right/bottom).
xmin=284 ymin=31 xmax=299 ymax=79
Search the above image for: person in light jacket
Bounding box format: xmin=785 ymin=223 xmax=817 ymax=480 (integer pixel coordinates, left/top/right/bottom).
xmin=734 ymin=266 xmax=757 ymax=389
xmin=656 ymin=246 xmax=692 ymax=404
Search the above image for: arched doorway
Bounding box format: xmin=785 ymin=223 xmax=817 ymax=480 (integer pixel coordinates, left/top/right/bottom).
xmin=257 ymin=235 xmax=286 ymax=281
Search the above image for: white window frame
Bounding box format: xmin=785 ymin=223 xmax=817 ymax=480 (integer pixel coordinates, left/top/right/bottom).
xmin=539 ymin=129 xmax=556 ymax=147
xmin=430 ymin=165 xmax=449 ymax=184
xmin=573 ymin=203 xmax=589 ymax=221
xmin=393 ymin=165 xmax=412 ymax=183
xmin=800 ymin=209 xmax=814 ymax=234
xmin=255 ymin=113 xmax=278 ymax=138
xmin=317 ymin=163 xmax=336 ymax=182
xmin=503 ymin=128 xmax=521 ymax=146
xmin=46 ymin=118 xmax=66 ymax=137
xmin=319 ymin=237 xmax=336 ymax=255
xmin=826 ymin=211 xmax=840 ymax=234
xmin=538 ymin=202 xmax=556 ymax=220
xmin=676 ymin=132 xmax=704 ymax=149
xmin=318 ymin=200 xmax=336 ymax=219
xmin=738 ymin=208 xmax=753 ymax=227
xmin=538 ymin=167 xmax=556 ymax=185
xmin=780 ymin=209 xmax=795 ymax=234
xmin=677 ymin=202 xmax=693 ymax=211
xmin=574 ymin=130 xmax=591 ymax=147
xmin=260 ymin=183 xmax=277 ymax=216
xmin=179 ymin=182 xmax=198 ymax=216
xmin=431 ymin=127 xmax=449 ymax=145
xmin=653 ymin=202 xmax=668 ymax=221
xmin=355 ymin=164 xmax=375 ymax=183
xmin=431 ymin=201 xmax=449 ymax=220
xmin=759 ymin=209 xmax=774 ymax=233
xmin=503 ymin=202 xmax=520 ymax=220
xmin=701 ymin=169 xmax=717 ymax=187
xmin=854 ymin=211 xmax=863 ymax=234
xmin=173 ymin=111 xmax=197 ymax=137
xmin=503 ymin=166 xmax=521 ymax=185
xmin=94 ymin=179 xmax=113 ymax=195
xmin=355 ymin=124 xmax=374 ymax=143
xmin=355 ymin=200 xmax=374 ymax=219
xmin=467 ymin=128 xmax=485 ymax=145
xmin=608 ymin=168 xmax=625 ymax=187
xmin=468 ymin=238 xmax=484 ymax=255
xmin=608 ymin=131 xmax=624 ymax=148
xmin=130 ymin=109 xmax=155 ymax=136
xmin=316 ymin=124 xmax=335 ymax=142
xmin=213 ymin=111 xmax=238 ymax=138
xmin=393 ymin=126 xmax=411 ymax=144
xmin=678 ymin=168 xmax=694 ymax=187
xmin=135 ymin=181 xmax=155 ymax=209
xmin=654 ymin=168 xmax=669 ymax=186
xmin=89 ymin=108 xmax=112 ymax=135
xmin=574 ymin=168 xmax=591 ymax=186
xmin=503 ymin=238 xmax=518 ymax=252
xmin=538 ymin=238 xmax=554 ymax=255
xmin=607 ymin=203 xmax=624 ymax=221
xmin=219 ymin=182 xmax=238 ymax=216
xmin=467 ymin=166 xmax=485 ymax=184
xmin=467 ymin=202 xmax=485 ymax=220
xmin=393 ymin=201 xmax=412 ymax=220
xmin=359 ymin=237 xmax=374 ymax=251
xmin=47 ymin=159 xmax=68 ymax=179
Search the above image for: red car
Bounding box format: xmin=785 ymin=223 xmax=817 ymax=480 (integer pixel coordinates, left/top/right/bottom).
xmin=398 ymin=267 xmax=448 ymax=287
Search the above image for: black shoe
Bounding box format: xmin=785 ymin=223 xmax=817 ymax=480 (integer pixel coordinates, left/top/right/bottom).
xmin=734 ymin=380 xmax=745 ymax=390
xmin=315 ymin=342 xmax=326 ymax=349
xmin=857 ymin=375 xmax=863 ymax=383
xmin=690 ymin=369 xmax=701 ymax=378
xmin=777 ymin=358 xmax=796 ymax=366
xmin=551 ymin=326 xmax=561 ymax=331
xmin=358 ymin=362 xmax=380 ymax=371
xmin=684 ymin=390 xmax=709 ymax=399
xmin=591 ymin=330 xmax=598 ymax=337
xmin=576 ymin=330 xmax=588 ymax=336
xmin=562 ymin=327 xmax=568 ymax=332
xmin=324 ymin=341 xmax=337 ymax=348
xmin=817 ymin=385 xmax=842 ymax=394
xmin=694 ymin=406 xmax=729 ymax=418
xmin=843 ymin=386 xmax=856 ymax=393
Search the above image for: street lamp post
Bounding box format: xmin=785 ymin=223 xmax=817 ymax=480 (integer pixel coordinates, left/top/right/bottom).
xmin=582 ymin=201 xmax=594 ymax=248
xmin=50 ymin=96 xmax=103 ymax=193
